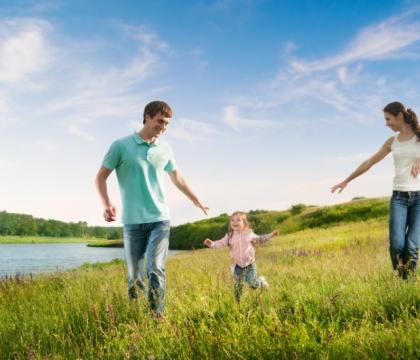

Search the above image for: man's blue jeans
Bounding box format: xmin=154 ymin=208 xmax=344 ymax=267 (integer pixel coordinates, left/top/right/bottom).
xmin=389 ymin=191 xmax=420 ymax=277
xmin=123 ymin=220 xmax=170 ymax=314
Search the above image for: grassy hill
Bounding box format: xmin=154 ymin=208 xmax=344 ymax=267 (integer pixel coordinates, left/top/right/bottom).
xmin=96 ymin=197 xmax=389 ymax=249
xmin=0 ymin=210 xmax=418 ymax=358
xmin=89 ymin=198 xmax=389 ymax=250
xmin=0 ymin=197 xmax=390 ymax=249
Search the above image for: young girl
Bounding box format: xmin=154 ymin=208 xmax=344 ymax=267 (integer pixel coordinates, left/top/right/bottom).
xmin=203 ymin=211 xmax=279 ymax=302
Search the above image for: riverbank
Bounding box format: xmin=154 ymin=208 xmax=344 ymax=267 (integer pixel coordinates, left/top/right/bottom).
xmin=1 ymin=217 xmax=418 ymax=358
xmin=0 ymin=235 xmax=107 ymax=245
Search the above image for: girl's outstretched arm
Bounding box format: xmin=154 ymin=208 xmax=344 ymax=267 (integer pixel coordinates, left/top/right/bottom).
xmin=331 ymin=137 xmax=393 ymax=194
xmin=251 ymin=229 xmax=279 ymax=244
xmin=203 ymin=234 xmax=229 ymax=248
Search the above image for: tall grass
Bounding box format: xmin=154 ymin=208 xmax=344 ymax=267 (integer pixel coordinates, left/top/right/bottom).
xmin=0 ymin=218 xmax=419 ymax=359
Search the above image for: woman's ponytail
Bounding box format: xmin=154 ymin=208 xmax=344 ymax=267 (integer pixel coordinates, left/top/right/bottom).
xmin=405 ymin=108 xmax=420 ymax=141
xmin=383 ymin=101 xmax=420 ymax=141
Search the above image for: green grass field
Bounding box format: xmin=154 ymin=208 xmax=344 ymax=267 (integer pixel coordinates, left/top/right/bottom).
xmin=0 ymin=216 xmax=419 ymax=359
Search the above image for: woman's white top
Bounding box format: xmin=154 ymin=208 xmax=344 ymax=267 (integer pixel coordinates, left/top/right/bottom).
xmin=391 ymin=135 xmax=420 ymax=191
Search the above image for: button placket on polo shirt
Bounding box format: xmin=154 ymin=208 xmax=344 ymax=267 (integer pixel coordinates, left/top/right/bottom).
xmin=146 ymin=143 xmax=158 ymax=163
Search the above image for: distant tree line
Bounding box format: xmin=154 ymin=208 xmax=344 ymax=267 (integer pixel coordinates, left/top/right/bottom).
xmin=0 ymin=211 xmax=122 ymax=239
xmin=0 ymin=197 xmax=389 ymax=248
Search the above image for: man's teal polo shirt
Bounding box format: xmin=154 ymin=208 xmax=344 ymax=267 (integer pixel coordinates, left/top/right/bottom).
xmin=102 ymin=133 xmax=177 ymax=224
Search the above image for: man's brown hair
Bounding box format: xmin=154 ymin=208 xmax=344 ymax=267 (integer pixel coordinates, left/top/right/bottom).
xmin=143 ymin=101 xmax=172 ymax=124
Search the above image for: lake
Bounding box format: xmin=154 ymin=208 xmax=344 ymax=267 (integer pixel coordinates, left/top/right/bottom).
xmin=0 ymin=244 xmax=182 ymax=276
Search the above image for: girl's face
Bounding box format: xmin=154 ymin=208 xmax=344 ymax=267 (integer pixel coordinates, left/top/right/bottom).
xmin=230 ymin=215 xmax=244 ymax=231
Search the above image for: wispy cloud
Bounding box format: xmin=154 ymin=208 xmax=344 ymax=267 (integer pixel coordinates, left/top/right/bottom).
xmin=290 ymin=9 xmax=420 ymax=75
xmin=28 ymin=0 xmax=65 ymax=14
xmin=323 ymin=152 xmax=372 ymax=164
xmin=222 ymin=105 xmax=274 ymax=131
xmin=167 ymin=118 xmax=223 ymax=142
xmin=18 ymin=140 xmax=56 ymax=152
xmin=221 ymin=8 xmax=420 ymax=128
xmin=0 ymin=159 xmax=14 ymax=169
xmin=68 ymin=125 xmax=95 ymax=142
xmin=190 ymin=48 xmax=209 ymax=70
xmin=0 ymin=18 xmax=54 ymax=84
xmin=0 ymin=17 xmax=172 ymax=135
xmin=44 ymin=25 xmax=169 ymax=123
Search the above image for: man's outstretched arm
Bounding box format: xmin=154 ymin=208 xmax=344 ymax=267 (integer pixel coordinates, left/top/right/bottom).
xmin=168 ymin=170 xmax=209 ymax=215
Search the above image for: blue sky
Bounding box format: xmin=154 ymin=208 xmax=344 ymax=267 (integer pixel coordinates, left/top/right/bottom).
xmin=1 ymin=0 xmax=420 ymax=226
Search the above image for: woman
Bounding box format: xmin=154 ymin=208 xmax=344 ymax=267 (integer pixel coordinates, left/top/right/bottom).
xmin=331 ymin=101 xmax=420 ymax=278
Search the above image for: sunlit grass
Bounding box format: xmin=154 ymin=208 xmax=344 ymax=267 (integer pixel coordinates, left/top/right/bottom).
xmin=0 ymin=218 xmax=418 ymax=359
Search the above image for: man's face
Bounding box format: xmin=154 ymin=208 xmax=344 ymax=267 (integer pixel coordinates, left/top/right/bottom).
xmin=145 ymin=112 xmax=171 ymax=137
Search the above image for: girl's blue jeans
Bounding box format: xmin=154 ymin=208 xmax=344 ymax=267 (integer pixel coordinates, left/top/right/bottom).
xmin=233 ymin=262 xmax=263 ymax=302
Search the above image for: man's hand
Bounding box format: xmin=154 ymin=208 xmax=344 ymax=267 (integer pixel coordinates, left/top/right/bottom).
xmin=331 ymin=181 xmax=348 ymax=194
xmin=169 ymin=170 xmax=209 ymax=215
xmin=193 ymin=199 xmax=209 ymax=215
xmin=411 ymin=158 xmax=420 ymax=178
xmin=203 ymin=238 xmax=213 ymax=248
xmin=103 ymin=205 xmax=116 ymax=222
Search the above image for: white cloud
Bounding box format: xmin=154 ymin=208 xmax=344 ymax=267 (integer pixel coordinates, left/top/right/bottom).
xmin=167 ymin=118 xmax=223 ymax=142
xmin=0 ymin=92 xmax=9 ymax=114
xmin=40 ymin=25 xmax=170 ymax=127
xmin=283 ymin=41 xmax=297 ymax=55
xmin=69 ymin=125 xmax=95 ymax=142
xmin=290 ymin=10 xmax=420 ymax=75
xmin=221 ymin=9 xmax=420 ymax=128
xmin=0 ymin=159 xmax=14 ymax=169
xmin=18 ymin=140 xmax=56 ymax=151
xmin=125 ymin=24 xmax=170 ymax=52
xmin=27 ymin=0 xmax=65 ymax=14
xmin=0 ymin=18 xmax=53 ymax=84
xmin=323 ymin=152 xmax=372 ymax=164
xmin=190 ymin=48 xmax=209 ymax=70
xmin=222 ymin=105 xmax=274 ymax=131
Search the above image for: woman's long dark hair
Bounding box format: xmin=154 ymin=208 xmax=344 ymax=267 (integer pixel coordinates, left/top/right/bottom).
xmin=383 ymin=101 xmax=420 ymax=140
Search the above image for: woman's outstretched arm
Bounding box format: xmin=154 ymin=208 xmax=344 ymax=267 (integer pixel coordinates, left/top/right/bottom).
xmin=331 ymin=137 xmax=393 ymax=193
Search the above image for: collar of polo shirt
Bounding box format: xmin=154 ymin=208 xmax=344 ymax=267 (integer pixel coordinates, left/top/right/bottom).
xmin=132 ymin=132 xmax=160 ymax=147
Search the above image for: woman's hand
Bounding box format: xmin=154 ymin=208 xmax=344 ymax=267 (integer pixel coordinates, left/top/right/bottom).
xmin=331 ymin=181 xmax=348 ymax=194
xmin=203 ymin=239 xmax=213 ymax=248
xmin=411 ymin=158 xmax=420 ymax=178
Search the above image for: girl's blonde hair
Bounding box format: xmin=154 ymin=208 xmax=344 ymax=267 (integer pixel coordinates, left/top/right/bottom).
xmin=227 ymin=211 xmax=251 ymax=241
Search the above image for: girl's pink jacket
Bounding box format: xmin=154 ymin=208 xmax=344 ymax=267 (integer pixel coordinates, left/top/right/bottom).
xmin=210 ymin=230 xmax=274 ymax=268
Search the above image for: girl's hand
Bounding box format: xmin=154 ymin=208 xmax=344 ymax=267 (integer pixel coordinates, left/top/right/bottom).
xmin=203 ymin=239 xmax=213 ymax=248
xmin=411 ymin=158 xmax=420 ymax=178
xmin=331 ymin=181 xmax=348 ymax=194
xmin=271 ymin=229 xmax=279 ymax=237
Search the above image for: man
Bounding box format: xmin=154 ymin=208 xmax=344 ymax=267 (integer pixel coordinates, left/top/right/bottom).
xmin=95 ymin=100 xmax=208 ymax=315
